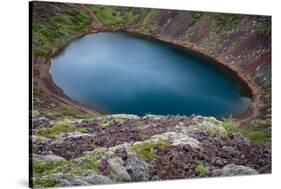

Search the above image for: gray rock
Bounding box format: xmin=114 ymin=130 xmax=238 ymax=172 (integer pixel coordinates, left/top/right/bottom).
xmin=143 ymin=114 xmax=164 ymax=120
xmin=212 ymin=164 xmax=258 ymax=176
xmin=84 ymin=174 xmax=113 ymax=185
xmin=50 ymin=171 xmax=112 ymax=187
xmin=187 ymin=116 xmax=226 ymax=135
xmin=32 ymin=135 xmax=49 ymax=143
xmin=57 ymin=177 xmax=90 ymax=187
xmin=109 ymin=157 xmax=131 ymax=182
xmin=222 ymin=146 xmax=239 ymax=156
xmin=150 ymin=131 xmax=201 ymax=149
xmin=232 ymin=133 xmax=250 ymax=146
xmin=125 ymin=155 xmax=150 ymax=181
xmin=33 ymin=153 xmax=66 ymax=161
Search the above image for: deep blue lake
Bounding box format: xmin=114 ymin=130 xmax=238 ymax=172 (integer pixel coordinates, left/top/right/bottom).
xmin=50 ymin=32 xmax=251 ymax=117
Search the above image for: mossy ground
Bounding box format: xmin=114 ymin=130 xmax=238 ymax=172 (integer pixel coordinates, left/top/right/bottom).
xmin=32 ymin=160 xmax=67 ymax=187
xmin=36 ymin=118 xmax=86 ymax=137
xmin=129 ymin=140 xmax=171 ymax=160
xmin=221 ymin=117 xmax=271 ymax=144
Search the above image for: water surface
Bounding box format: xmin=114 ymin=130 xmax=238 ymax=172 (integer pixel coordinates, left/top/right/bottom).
xmin=50 ymin=32 xmax=251 ymax=117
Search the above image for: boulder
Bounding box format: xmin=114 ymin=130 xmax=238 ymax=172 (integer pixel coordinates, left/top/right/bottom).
xmin=212 ymin=164 xmax=258 ymax=176
xmin=125 ymin=155 xmax=150 ymax=181
xmin=109 ymin=157 xmax=131 ymax=182
xmin=84 ymin=174 xmax=113 ymax=185
xmin=150 ymin=131 xmax=201 ymax=149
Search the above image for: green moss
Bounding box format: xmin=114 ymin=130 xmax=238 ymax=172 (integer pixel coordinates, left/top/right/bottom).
xmin=33 ymin=160 xmax=67 ymax=175
xmin=32 ymin=160 xmax=68 ymax=188
xmin=37 ymin=118 xmax=74 ymax=137
xmin=66 ymin=149 xmax=105 ymax=175
xmin=195 ymin=162 xmax=208 ymax=175
xmin=77 ymin=127 xmax=87 ymax=132
xmin=99 ymin=121 xmax=110 ymax=127
xmin=130 ymin=140 xmax=171 ymax=160
xmin=33 ymin=177 xmax=58 ymax=188
xmin=39 ymin=110 xmax=55 ymax=117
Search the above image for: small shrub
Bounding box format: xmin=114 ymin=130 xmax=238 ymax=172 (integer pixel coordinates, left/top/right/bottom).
xmin=195 ymin=162 xmax=208 ymax=175
xmin=221 ymin=116 xmax=238 ymax=133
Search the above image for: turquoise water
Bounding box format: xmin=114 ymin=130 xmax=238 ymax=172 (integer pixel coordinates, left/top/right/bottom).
xmin=50 ymin=32 xmax=251 ymax=117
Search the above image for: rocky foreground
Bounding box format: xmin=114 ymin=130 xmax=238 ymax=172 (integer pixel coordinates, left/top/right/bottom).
xmin=32 ymin=113 xmax=271 ymax=188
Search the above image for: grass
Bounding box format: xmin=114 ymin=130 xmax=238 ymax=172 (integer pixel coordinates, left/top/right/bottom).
xmin=91 ymin=5 xmax=137 ymax=26
xmin=191 ymin=12 xmax=204 ymax=26
xmin=140 ymin=9 xmax=159 ymax=33
xmin=33 ymin=48 xmax=48 ymax=57
xmin=214 ymin=14 xmax=243 ymax=31
xmin=221 ymin=117 xmax=271 ymax=145
xmin=33 ymin=4 xmax=91 ymax=57
xmin=57 ymin=103 xmax=94 ymax=119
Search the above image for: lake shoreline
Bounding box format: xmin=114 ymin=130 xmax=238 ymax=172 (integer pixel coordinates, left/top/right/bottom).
xmin=33 ymin=22 xmax=264 ymax=122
